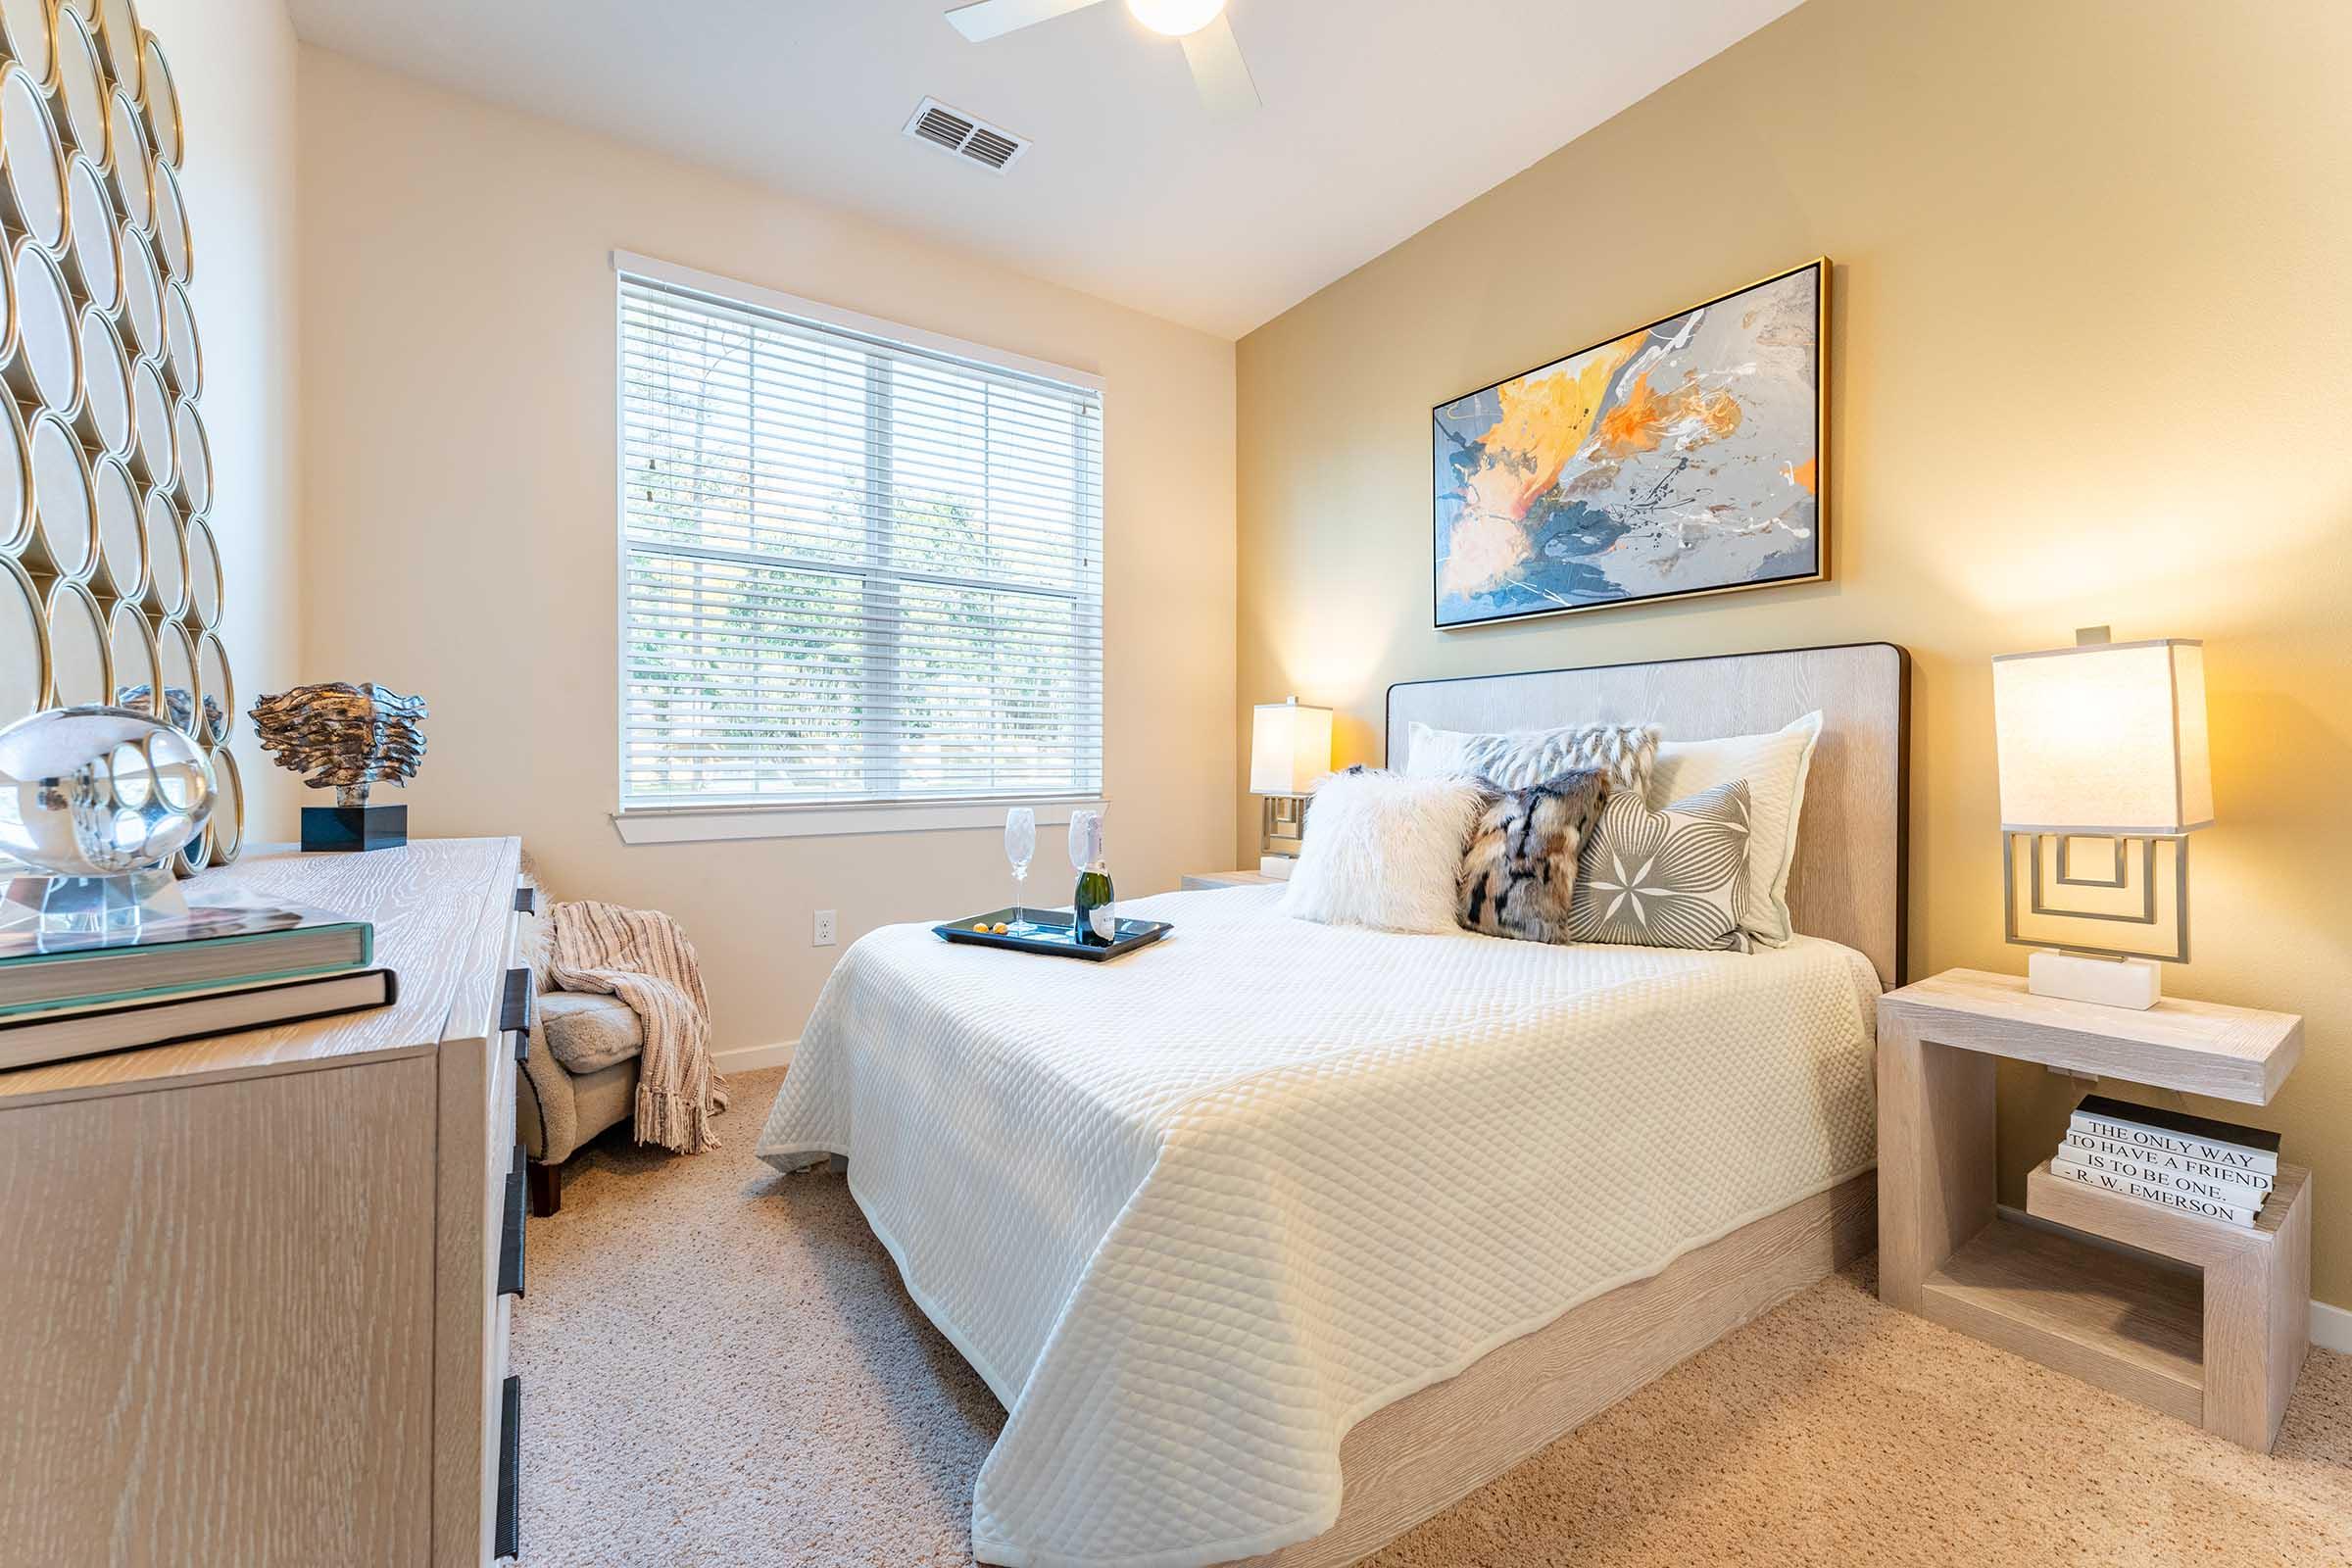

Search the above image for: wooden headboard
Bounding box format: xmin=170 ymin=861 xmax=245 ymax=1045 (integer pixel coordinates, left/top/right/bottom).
xmin=1386 ymin=642 xmax=1910 ymax=987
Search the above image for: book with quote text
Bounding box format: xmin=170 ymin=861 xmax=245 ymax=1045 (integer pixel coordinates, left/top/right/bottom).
xmin=2047 ymin=1153 xmax=2259 ymax=1228
xmin=2069 ymin=1095 xmax=2278 ymax=1174
xmin=2051 ymin=1147 xmax=2265 ymax=1222
xmin=2056 ymin=1126 xmax=2275 ymax=1197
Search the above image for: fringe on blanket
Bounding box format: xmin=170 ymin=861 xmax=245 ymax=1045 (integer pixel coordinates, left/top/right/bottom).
xmin=547 ymin=900 xmax=729 ymax=1154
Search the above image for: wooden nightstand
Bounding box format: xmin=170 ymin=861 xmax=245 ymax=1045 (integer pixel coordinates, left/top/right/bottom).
xmin=1878 ymin=968 xmax=2308 ymax=1450
xmin=1179 ymin=869 xmax=1282 ymax=890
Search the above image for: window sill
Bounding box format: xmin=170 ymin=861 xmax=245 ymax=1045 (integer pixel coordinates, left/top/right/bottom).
xmin=610 ymin=798 xmax=1109 ymax=845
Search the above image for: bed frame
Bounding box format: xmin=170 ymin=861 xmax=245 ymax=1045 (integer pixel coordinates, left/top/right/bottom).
xmin=1230 ymin=641 xmax=1909 ymax=1567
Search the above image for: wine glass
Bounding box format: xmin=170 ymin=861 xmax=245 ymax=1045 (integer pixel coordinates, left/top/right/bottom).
xmin=1068 ymin=809 xmax=1101 ymax=874
xmin=1004 ymin=808 xmax=1037 ymax=934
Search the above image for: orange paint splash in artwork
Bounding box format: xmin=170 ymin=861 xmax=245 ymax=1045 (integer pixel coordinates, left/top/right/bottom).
xmin=1594 ymin=371 xmax=1744 ymax=458
xmin=1783 ymin=457 xmax=1817 ymax=494
xmin=1462 ymin=333 xmax=1645 ymax=522
xmin=1596 ymin=372 xmax=1669 ymax=456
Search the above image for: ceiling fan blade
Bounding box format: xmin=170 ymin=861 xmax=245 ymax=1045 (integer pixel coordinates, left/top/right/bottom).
xmin=1180 ymin=12 xmax=1260 ymax=115
xmin=945 ymin=0 xmax=1108 ymax=43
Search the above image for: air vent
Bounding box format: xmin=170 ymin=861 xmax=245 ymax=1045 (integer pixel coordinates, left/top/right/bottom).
xmin=903 ymin=97 xmax=1029 ymax=173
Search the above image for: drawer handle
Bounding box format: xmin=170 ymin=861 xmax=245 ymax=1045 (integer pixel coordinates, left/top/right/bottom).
xmin=514 ymin=886 xmax=537 ymax=914
xmin=499 ymin=1154 xmax=526 ymax=1298
xmin=501 ymin=968 xmax=534 ymax=1034
xmin=501 ymin=968 xmax=536 ymax=1065
xmin=496 ymin=1375 xmax=521 ymax=1560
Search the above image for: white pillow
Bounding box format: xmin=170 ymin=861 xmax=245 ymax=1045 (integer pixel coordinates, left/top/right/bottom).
xmin=1278 ymin=768 xmax=1485 ymax=935
xmin=1647 ymin=710 xmax=1822 ymax=948
xmin=1404 ymin=719 xmax=1660 ymax=795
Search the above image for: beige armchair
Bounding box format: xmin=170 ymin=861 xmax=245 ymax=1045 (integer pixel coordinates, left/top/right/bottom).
xmin=515 ymin=991 xmax=644 ymax=1215
xmin=511 ymin=867 xmax=647 ymax=1215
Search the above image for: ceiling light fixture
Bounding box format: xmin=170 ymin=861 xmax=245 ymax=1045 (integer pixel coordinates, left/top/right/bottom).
xmin=1123 ymin=0 xmax=1225 ymax=38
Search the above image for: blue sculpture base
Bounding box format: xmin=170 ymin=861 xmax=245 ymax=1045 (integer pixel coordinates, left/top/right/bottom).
xmin=302 ymin=804 xmax=409 ymax=854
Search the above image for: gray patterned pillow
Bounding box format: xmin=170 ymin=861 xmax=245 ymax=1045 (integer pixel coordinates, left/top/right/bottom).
xmin=1569 ymin=780 xmax=1754 ymax=953
xmin=1457 ymin=769 xmax=1610 ymax=944
xmin=1406 ymin=720 xmax=1659 ymax=796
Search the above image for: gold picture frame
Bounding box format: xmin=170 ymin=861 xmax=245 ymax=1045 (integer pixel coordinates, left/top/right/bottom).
xmin=1432 ymin=258 xmax=1830 ymax=629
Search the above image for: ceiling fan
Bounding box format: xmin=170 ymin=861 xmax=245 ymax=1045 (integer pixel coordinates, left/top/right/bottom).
xmin=945 ymin=0 xmax=1260 ymax=115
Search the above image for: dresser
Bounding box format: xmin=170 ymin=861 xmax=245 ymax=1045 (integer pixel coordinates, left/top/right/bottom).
xmin=0 ymin=837 xmax=532 ymax=1565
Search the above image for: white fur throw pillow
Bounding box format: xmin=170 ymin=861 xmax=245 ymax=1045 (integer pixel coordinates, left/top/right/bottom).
xmin=1279 ymin=767 xmax=1486 ymax=934
xmin=1405 ymin=719 xmax=1660 ymax=796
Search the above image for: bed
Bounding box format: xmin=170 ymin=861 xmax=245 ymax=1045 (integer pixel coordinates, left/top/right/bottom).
xmin=758 ymin=641 xmax=1910 ymax=1568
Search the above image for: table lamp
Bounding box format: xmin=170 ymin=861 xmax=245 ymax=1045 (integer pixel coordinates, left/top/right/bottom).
xmin=1249 ymin=696 xmax=1331 ymax=879
xmin=1991 ymin=627 xmax=2211 ymax=1009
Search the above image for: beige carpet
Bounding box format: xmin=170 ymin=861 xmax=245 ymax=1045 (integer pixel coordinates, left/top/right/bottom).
xmin=514 ymin=1066 xmax=2352 ymax=1567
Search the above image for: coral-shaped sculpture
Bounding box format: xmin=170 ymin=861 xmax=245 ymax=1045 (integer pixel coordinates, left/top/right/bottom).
xmin=250 ymin=682 xmax=428 ymax=807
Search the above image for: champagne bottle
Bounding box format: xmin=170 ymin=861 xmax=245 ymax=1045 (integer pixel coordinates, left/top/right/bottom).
xmin=1068 ymin=811 xmax=1116 ymax=945
xmin=1074 ymin=860 xmax=1117 ymax=946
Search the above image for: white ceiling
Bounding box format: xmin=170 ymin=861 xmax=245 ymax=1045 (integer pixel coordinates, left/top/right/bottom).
xmin=284 ymin=0 xmax=1802 ymax=339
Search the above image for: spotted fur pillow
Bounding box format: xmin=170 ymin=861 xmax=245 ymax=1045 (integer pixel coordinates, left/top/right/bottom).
xmin=1569 ymin=780 xmax=1754 ymax=953
xmin=1457 ymin=769 xmax=1611 ymax=944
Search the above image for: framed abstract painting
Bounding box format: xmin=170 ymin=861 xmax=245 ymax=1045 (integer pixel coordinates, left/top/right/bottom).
xmin=1433 ymin=259 xmax=1828 ymax=630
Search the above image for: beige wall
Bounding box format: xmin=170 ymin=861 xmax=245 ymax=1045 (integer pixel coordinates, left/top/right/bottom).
xmin=1237 ymin=0 xmax=2352 ymax=1299
xmin=296 ymin=48 xmax=1236 ymax=1057
xmin=144 ymin=0 xmax=302 ymax=842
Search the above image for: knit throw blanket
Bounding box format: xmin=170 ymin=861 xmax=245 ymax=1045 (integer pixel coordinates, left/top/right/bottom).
xmin=546 ymin=901 xmax=729 ymax=1153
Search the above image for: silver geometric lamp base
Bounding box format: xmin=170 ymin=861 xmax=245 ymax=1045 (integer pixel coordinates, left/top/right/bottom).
xmin=2003 ymin=830 xmax=2188 ymax=1010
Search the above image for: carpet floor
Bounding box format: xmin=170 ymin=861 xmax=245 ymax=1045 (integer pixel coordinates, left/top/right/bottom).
xmin=513 ymin=1067 xmax=2352 ymax=1567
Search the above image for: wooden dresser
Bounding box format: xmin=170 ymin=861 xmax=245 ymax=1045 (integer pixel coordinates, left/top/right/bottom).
xmin=0 ymin=837 xmax=532 ymax=1565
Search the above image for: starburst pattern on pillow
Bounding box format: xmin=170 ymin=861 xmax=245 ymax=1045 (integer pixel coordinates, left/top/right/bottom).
xmin=1569 ymin=780 xmax=1753 ymax=952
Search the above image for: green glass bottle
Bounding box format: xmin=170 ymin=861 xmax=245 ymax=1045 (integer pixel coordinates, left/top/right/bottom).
xmin=1069 ymin=811 xmax=1116 ymax=945
xmin=1074 ymin=861 xmax=1116 ymax=946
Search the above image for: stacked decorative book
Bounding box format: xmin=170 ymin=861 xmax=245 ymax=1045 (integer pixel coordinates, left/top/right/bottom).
xmin=0 ymin=899 xmax=393 ymax=1071
xmin=2049 ymin=1093 xmax=2279 ymax=1229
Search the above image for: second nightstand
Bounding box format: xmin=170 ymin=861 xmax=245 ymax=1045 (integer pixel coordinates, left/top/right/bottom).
xmin=1878 ymin=968 xmax=2308 ymax=1451
xmin=1179 ymin=869 xmax=1283 ymax=891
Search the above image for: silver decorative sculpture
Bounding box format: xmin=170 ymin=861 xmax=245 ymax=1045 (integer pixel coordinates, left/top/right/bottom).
xmin=0 ymin=706 xmax=217 ymax=935
xmin=249 ymin=682 xmax=427 ymax=852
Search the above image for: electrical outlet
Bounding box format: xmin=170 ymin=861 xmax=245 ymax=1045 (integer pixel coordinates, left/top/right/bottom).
xmin=812 ymin=909 xmax=837 ymax=948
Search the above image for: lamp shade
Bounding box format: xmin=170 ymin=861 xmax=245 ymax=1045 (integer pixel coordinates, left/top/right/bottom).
xmin=1991 ymin=638 xmax=2212 ymax=834
xmin=1250 ymin=697 xmax=1332 ymax=796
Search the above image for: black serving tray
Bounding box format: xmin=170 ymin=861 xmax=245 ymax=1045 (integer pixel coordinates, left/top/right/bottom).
xmin=933 ymin=907 xmax=1171 ymax=962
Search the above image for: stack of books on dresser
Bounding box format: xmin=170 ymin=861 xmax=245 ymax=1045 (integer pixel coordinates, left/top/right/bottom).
xmin=2049 ymin=1094 xmax=2278 ymax=1229
xmin=0 ymin=900 xmax=395 ymax=1071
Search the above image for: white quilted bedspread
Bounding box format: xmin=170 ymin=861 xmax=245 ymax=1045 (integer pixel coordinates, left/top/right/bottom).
xmin=757 ymin=886 xmax=1880 ymax=1568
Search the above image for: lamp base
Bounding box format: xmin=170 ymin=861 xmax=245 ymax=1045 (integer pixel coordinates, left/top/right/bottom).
xmin=2028 ymin=950 xmax=2162 ymax=1010
xmin=1257 ymin=854 xmax=1296 ymax=881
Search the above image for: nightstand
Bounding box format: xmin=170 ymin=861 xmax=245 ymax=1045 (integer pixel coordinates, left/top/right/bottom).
xmin=1878 ymin=968 xmax=2308 ymax=1450
xmin=1179 ymin=869 xmax=1282 ymax=891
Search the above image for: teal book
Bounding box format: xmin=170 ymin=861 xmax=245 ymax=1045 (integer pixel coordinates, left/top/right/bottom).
xmin=0 ymin=899 xmax=374 ymax=1016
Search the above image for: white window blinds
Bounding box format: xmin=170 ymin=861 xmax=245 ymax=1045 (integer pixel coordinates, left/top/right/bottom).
xmin=617 ymin=266 xmax=1104 ymax=810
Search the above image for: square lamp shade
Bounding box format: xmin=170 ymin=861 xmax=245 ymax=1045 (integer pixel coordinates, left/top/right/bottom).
xmin=1991 ymin=638 xmax=2212 ymax=835
xmin=1250 ymin=698 xmax=1333 ymax=797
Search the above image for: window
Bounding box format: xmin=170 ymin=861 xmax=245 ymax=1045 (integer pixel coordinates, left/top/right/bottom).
xmin=614 ymin=255 xmax=1103 ymax=825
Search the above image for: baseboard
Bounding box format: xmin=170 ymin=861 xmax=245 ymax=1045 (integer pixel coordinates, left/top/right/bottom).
xmin=1999 ymin=1201 xmax=2350 ymax=1355
xmin=2313 ymin=1298 xmax=2352 ymax=1354
xmin=713 ymin=1038 xmax=797 ymax=1073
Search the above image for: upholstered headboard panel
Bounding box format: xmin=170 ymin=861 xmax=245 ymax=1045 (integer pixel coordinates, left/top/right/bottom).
xmin=1386 ymin=642 xmax=1910 ymax=987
